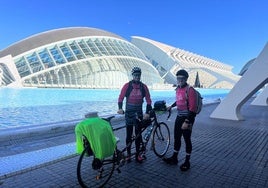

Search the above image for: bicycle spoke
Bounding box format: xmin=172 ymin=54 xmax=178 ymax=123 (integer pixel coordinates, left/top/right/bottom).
xmin=77 ymin=146 xmax=115 ymax=188
xmin=76 ymin=109 xmax=171 ymax=187
xmin=152 ymin=122 xmax=170 ymax=157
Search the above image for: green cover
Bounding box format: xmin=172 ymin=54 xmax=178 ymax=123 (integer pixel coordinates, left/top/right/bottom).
xmin=75 ymin=117 xmax=116 ymax=159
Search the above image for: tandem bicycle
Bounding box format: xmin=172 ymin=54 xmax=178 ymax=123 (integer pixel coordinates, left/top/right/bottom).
xmin=76 ymin=103 xmax=171 ymax=188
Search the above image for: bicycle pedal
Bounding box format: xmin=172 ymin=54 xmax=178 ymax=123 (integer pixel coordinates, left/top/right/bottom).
xmin=96 ymin=175 xmax=101 ymax=180
xmin=119 ymin=159 xmax=125 ymax=167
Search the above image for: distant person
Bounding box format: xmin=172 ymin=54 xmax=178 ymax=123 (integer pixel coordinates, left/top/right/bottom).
xmin=163 ymin=69 xmax=197 ymax=171
xmin=117 ymin=67 xmax=152 ymax=163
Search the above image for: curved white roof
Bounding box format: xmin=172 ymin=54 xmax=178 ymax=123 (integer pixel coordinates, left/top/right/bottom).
xmin=0 ymin=27 xmax=163 ymax=88
xmin=0 ymin=27 xmax=124 ymax=58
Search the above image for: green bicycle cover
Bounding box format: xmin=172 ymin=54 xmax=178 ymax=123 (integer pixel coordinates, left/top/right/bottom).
xmin=75 ymin=117 xmax=116 ymax=159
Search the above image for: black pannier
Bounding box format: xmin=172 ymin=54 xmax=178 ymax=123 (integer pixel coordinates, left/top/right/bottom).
xmin=153 ymin=100 xmax=167 ymax=111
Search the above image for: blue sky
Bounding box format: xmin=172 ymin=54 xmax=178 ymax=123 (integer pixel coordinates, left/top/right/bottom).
xmin=0 ymin=0 xmax=267 ymax=74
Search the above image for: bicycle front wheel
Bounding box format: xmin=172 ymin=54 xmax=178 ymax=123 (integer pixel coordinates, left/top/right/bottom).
xmin=77 ymin=145 xmax=115 ymax=188
xmin=152 ymin=122 xmax=170 ymax=157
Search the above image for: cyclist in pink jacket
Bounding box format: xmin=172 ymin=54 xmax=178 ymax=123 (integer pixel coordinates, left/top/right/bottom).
xmin=163 ymin=69 xmax=197 ymax=171
xmin=117 ymin=67 xmax=152 ymax=163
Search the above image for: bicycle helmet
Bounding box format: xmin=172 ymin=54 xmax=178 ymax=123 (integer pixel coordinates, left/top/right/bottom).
xmin=131 ymin=67 xmax=142 ymax=75
xmin=176 ymin=69 xmax=189 ymax=78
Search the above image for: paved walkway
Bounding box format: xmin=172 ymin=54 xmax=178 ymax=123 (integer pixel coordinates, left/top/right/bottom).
xmin=0 ymin=100 xmax=267 ymax=188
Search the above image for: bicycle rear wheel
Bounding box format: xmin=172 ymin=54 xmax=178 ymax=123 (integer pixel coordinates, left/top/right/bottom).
xmin=77 ymin=145 xmax=115 ymax=188
xmin=152 ymin=122 xmax=170 ymax=157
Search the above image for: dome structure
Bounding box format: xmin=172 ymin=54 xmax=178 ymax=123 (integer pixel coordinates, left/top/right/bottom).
xmin=0 ymin=27 xmax=163 ymax=88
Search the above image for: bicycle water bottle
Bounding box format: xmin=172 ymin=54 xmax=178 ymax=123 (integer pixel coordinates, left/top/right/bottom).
xmin=144 ymin=124 xmax=153 ymax=141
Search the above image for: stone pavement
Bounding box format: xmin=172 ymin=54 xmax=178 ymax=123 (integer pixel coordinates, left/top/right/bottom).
xmin=0 ymin=100 xmax=267 ymax=188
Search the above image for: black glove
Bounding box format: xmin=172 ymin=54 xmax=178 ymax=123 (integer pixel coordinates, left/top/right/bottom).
xmin=146 ymin=104 xmax=152 ymax=114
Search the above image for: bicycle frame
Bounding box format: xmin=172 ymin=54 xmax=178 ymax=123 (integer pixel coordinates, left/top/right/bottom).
xmin=77 ymin=109 xmax=171 ymax=188
xmin=103 ymin=110 xmax=171 ymax=173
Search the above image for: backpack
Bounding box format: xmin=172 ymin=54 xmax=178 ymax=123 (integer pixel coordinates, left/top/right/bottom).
xmin=153 ymin=100 xmax=167 ymax=111
xmin=125 ymin=80 xmax=146 ymax=98
xmin=186 ymin=86 xmax=203 ymax=114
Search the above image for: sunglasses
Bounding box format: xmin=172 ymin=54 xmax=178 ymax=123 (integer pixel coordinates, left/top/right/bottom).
xmin=133 ymin=73 xmax=141 ymax=77
xmin=177 ymin=76 xmax=186 ymax=81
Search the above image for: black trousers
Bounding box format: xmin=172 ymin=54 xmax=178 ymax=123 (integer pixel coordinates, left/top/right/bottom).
xmin=173 ymin=115 xmax=195 ymax=154
xmin=125 ymin=123 xmax=142 ymax=155
xmin=125 ymin=109 xmax=143 ymax=155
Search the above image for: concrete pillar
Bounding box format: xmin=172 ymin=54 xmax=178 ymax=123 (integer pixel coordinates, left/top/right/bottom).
xmin=251 ymin=85 xmax=268 ymax=106
xmin=210 ymin=42 xmax=268 ymax=120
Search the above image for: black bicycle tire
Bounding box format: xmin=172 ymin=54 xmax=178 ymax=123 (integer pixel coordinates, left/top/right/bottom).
xmin=77 ymin=145 xmax=115 ymax=188
xmin=152 ymin=122 xmax=170 ymax=157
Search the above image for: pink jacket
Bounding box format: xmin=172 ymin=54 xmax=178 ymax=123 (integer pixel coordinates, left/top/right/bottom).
xmin=118 ymin=82 xmax=151 ymax=105
xmin=176 ymin=86 xmax=197 ymax=112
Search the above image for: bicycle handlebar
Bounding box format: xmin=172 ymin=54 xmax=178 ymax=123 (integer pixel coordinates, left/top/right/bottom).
xmin=102 ymin=115 xmax=115 ymax=123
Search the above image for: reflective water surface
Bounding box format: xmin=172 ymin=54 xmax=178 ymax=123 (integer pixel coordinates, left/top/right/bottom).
xmin=0 ymin=88 xmax=229 ymax=129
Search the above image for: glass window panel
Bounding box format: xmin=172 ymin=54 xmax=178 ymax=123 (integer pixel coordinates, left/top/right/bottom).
xmin=116 ymin=41 xmax=128 ymax=56
xmin=38 ymin=49 xmax=54 ymax=68
xmin=124 ymin=43 xmax=135 ymax=56
xmin=86 ymin=39 xmax=101 ymax=56
xmin=69 ymin=41 xmax=85 ymax=60
xmin=60 ymin=43 xmax=76 ymax=62
xmin=94 ymin=39 xmax=108 ymax=55
xmin=27 ymin=53 xmax=39 ymax=65
xmin=31 ymin=65 xmax=43 ymax=73
xmin=78 ymin=40 xmax=94 ymax=57
xmin=15 ymin=57 xmax=27 ymax=69
xmin=108 ymin=40 xmax=123 ymax=55
xmin=102 ymin=39 xmax=116 ymax=55
xmin=49 ymin=46 xmax=66 ymax=64
xmin=26 ymin=53 xmax=43 ymax=73
xmin=18 ymin=66 xmax=31 ymax=77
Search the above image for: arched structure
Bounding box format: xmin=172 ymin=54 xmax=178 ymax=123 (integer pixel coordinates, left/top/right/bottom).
xmin=239 ymin=57 xmax=268 ymax=106
xmin=0 ymin=27 xmax=163 ymax=88
xmin=238 ymin=58 xmax=256 ymax=76
xmin=210 ymin=42 xmax=268 ymax=120
xmin=131 ymin=36 xmax=240 ymax=89
xmin=251 ymin=85 xmax=268 ymax=106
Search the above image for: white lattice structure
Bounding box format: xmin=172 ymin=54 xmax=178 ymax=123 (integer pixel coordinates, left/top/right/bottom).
xmin=131 ymin=36 xmax=240 ymax=89
xmin=0 ymin=27 xmax=163 ymax=88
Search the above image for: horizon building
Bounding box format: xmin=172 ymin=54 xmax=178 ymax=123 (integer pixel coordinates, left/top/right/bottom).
xmin=0 ymin=27 xmax=240 ymax=89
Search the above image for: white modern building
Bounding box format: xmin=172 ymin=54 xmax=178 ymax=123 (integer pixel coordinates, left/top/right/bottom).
xmin=0 ymin=27 xmax=163 ymax=88
xmin=131 ymin=36 xmax=240 ymax=89
xmin=0 ymin=27 xmax=240 ymax=89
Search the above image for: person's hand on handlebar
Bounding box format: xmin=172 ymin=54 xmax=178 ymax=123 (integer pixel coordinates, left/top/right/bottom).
xmin=166 ymin=106 xmax=173 ymax=120
xmin=143 ymin=113 xmax=150 ymax=120
xmin=117 ymin=109 xmax=124 ymax=114
xmin=166 ymin=106 xmax=172 ymax=111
